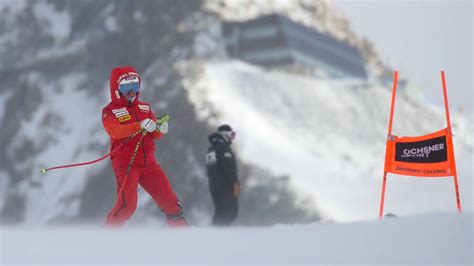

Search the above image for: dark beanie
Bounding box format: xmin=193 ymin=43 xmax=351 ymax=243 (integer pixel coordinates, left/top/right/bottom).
xmin=217 ymin=124 xmax=233 ymax=132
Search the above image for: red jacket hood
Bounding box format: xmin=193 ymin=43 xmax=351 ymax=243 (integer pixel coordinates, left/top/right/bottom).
xmin=109 ymin=66 xmax=141 ymax=105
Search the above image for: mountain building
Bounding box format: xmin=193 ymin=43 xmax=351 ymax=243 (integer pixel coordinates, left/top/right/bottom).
xmin=222 ymin=13 xmax=367 ymax=79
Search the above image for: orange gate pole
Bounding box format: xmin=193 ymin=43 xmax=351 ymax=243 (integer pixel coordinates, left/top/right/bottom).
xmin=379 ymin=71 xmax=398 ymax=219
xmin=441 ymin=71 xmax=462 ymax=212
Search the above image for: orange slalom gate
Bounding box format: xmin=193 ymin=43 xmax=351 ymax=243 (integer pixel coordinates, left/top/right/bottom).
xmin=378 ymin=71 xmax=461 ymax=219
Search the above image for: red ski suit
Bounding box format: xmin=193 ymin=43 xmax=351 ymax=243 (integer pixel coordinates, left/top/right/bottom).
xmin=102 ymin=66 xmax=183 ymax=227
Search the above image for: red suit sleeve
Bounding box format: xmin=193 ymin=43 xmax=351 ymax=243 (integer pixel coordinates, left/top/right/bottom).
xmin=102 ymin=108 xmax=141 ymax=139
xmin=148 ymin=109 xmax=164 ymax=140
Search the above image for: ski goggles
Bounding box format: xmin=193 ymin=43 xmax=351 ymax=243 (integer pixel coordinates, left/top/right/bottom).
xmin=118 ymin=81 xmax=140 ymax=94
xmin=221 ymin=130 xmax=236 ymax=140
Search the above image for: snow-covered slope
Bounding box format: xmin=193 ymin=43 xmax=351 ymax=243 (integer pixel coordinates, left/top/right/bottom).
xmin=2 ymin=212 xmax=472 ymax=264
xmin=10 ymin=73 xmax=109 ymax=225
xmin=183 ymin=60 xmax=473 ymax=222
xmin=1 ymin=0 xmax=470 ymax=227
xmin=1 ymin=0 xmax=367 ymax=226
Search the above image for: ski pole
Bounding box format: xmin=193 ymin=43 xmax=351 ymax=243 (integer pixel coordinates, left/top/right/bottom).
xmin=117 ymin=115 xmax=168 ymax=192
xmin=39 ymin=129 xmax=143 ymax=174
xmin=125 ymin=131 xmax=146 ymax=178
xmin=115 ymin=130 xmax=147 ymax=203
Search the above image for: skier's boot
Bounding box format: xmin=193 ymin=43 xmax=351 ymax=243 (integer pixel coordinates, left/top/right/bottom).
xmin=166 ymin=211 xmax=188 ymax=227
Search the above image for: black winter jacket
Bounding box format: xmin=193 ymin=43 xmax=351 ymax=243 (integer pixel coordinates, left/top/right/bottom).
xmin=206 ymin=133 xmax=238 ymax=193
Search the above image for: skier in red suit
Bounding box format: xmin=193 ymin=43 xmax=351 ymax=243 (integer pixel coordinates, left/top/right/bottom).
xmin=102 ymin=66 xmax=186 ymax=227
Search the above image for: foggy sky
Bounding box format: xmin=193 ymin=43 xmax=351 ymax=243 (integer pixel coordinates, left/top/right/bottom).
xmin=334 ymin=0 xmax=473 ymax=113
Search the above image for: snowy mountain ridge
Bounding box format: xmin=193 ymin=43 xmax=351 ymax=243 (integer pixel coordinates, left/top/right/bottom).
xmin=203 ymin=0 xmax=391 ymax=79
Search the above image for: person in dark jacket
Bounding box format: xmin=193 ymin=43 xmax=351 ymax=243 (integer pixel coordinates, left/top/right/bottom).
xmin=205 ymin=125 xmax=240 ymax=226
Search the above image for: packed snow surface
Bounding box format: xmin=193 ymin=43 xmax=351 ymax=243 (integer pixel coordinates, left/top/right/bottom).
xmin=1 ymin=212 xmax=471 ymax=265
